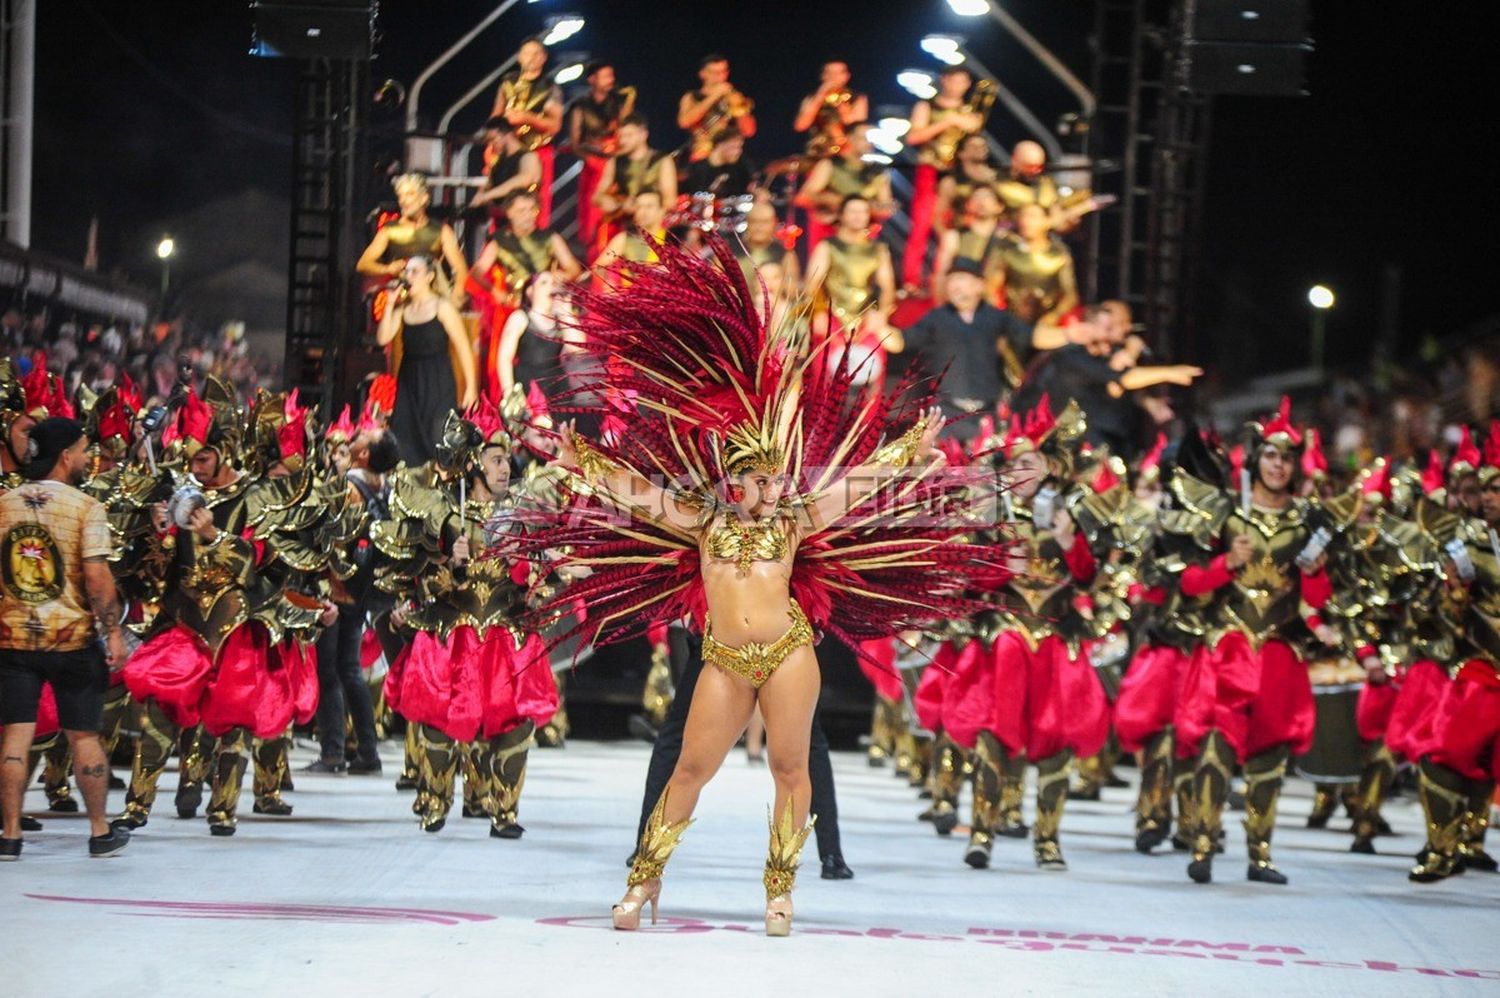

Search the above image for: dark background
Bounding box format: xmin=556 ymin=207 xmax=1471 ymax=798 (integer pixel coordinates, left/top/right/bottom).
xmin=32 ymin=1 xmax=1499 ymax=374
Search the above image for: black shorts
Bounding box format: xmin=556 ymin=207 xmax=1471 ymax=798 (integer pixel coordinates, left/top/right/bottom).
xmin=0 ymin=646 xmax=108 ymax=732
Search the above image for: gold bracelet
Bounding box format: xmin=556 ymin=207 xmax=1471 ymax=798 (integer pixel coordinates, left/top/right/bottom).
xmin=871 ymin=422 xmax=925 ymax=470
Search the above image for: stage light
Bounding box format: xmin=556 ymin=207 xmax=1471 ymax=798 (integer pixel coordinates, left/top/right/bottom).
xmin=920 ymin=34 xmax=966 ymax=66
xmin=946 ymin=0 xmax=992 ymax=15
xmin=897 ymin=69 xmax=937 ymax=99
xmin=542 ymin=14 xmax=585 ymax=46
xmin=867 ymin=130 xmax=905 ymax=156
xmin=554 ymin=62 xmax=584 ymax=84
xmin=862 ymin=153 xmax=894 ymax=165
xmin=878 ymin=117 xmax=911 ymax=138
xmin=1307 ymin=285 xmax=1335 ymax=310
xmin=156 ymin=237 xmax=175 ymax=260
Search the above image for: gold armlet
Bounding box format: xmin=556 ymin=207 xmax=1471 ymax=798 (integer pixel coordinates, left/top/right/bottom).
xmin=574 ymin=437 xmax=622 ymax=486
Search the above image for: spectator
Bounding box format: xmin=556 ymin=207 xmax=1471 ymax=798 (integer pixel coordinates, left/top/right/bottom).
xmin=0 ymin=417 xmax=131 ymax=860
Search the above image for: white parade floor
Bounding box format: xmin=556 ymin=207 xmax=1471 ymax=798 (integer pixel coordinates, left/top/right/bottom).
xmin=2 ymin=738 xmax=1498 ymax=997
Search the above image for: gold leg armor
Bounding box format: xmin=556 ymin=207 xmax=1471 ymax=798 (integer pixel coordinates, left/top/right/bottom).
xmin=997 ymin=743 xmax=1029 ymax=838
xmin=1171 ymin=752 xmax=1196 ymax=848
xmin=1135 ymin=729 xmax=1174 ymax=852
xmin=415 ymin=724 xmax=460 ymax=831
xmin=461 ymin=743 xmax=486 ymax=817
xmin=628 ymin=788 xmax=693 ymax=887
xmin=252 ymin=734 xmax=293 ymax=815
xmin=100 ymin=683 xmax=132 ymax=757
xmin=1350 ymin=740 xmax=1397 ymax=853
xmin=1069 ymin=752 xmax=1104 ymax=801
xmin=1243 ymin=745 xmax=1290 ymax=884
xmin=1306 ymin=783 xmax=1339 ymax=829
xmin=865 ymin=698 xmax=896 ymax=767
xmin=925 ymin=734 xmax=965 ymax=836
xmin=1033 ymin=751 xmax=1072 ymax=870
xmin=1459 ymin=779 xmax=1498 ymax=872
xmin=763 ymin=799 xmax=815 ymax=902
xmin=537 ymin=672 xmax=569 ymax=748
xmin=1186 ymin=731 xmax=1234 ymax=883
xmin=1410 ymin=760 xmax=1471 ymax=882
xmin=40 ymin=739 xmax=76 ymax=811
xmin=118 ymin=699 xmax=178 ymax=826
xmin=205 ymin=727 xmax=251 ymax=833
xmin=175 ymin=724 xmax=215 ymax=818
xmin=396 ymin=722 xmax=419 ymax=790
xmin=964 ymin=731 xmax=1002 ymax=868
xmin=481 ymin=720 xmax=535 ymax=838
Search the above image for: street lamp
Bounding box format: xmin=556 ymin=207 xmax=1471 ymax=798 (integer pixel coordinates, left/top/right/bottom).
xmin=156 ymin=236 xmax=175 ymax=304
xmin=897 ymin=69 xmax=937 ymax=100
xmin=542 ymin=14 xmax=585 ymax=47
xmin=1307 ymin=284 xmax=1335 ymax=374
xmin=919 ymin=34 xmax=967 ymax=66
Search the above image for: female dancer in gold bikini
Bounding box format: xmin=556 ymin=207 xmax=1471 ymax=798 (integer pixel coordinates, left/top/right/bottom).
xmin=556 ymin=402 xmax=942 ymax=935
xmin=529 ymin=235 xmax=1003 ymax=938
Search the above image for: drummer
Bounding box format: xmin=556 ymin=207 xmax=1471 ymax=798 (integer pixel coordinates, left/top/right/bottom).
xmin=680 ymin=132 xmax=758 ymax=200
xmin=793 ymin=122 xmax=894 ymax=253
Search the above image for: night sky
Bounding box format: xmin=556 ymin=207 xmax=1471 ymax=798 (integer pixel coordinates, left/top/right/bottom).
xmin=30 ymin=1 xmax=1500 ymax=373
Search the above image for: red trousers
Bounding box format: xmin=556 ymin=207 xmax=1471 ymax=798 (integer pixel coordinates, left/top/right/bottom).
xmin=1174 ymin=633 xmax=1316 ymax=763
xmin=385 ymin=626 xmax=557 ymax=743
xmin=900 ymin=164 xmax=942 ymax=289
xmin=536 ymin=145 xmax=556 ymax=228
xmin=943 ymin=630 xmax=1109 ymax=760
xmin=1113 ymin=643 xmax=1191 ymax=752
xmin=1386 ymin=658 xmax=1449 ymax=761
xmin=576 ymin=154 xmax=607 ymax=252
xmin=1427 ymin=662 xmax=1500 ymax=782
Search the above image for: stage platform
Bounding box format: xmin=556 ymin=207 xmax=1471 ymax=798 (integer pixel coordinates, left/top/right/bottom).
xmin=3 ymin=739 xmax=1497 ymax=996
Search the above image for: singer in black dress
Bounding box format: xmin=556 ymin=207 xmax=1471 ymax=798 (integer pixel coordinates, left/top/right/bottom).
xmin=376 ymin=255 xmax=479 ymax=467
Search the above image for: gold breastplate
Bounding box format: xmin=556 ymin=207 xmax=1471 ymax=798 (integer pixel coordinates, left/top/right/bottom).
xmin=1212 ymin=504 xmax=1311 ymax=647
xmin=920 ymin=105 xmax=967 ymax=170
xmin=828 ymin=160 xmax=883 ymax=199
xmin=706 ymin=513 xmax=790 ymax=572
xmin=493 ymin=230 xmax=553 ymax=283
xmin=1000 ymin=239 xmax=1070 ymax=304
xmin=957 ymin=226 xmax=1000 ymax=264
xmin=825 ymin=238 xmax=881 ymax=321
xmin=997 ymin=510 xmax=1079 ymax=644
xmin=1452 ymin=519 xmax=1500 ymax=665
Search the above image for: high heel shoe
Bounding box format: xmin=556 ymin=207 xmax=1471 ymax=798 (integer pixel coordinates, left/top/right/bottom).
xmin=765 ymin=894 xmax=792 ymax=937
xmin=612 ymin=878 xmax=660 ymax=930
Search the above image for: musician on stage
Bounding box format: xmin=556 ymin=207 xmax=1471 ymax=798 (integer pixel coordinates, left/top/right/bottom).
xmin=900 ymin=65 xmax=987 ymax=294
xmin=568 ymin=61 xmax=636 ymax=250
xmin=804 ymin=194 xmax=900 ymax=389
xmin=489 ymin=37 xmax=564 ymax=226
xmin=793 ymin=59 xmax=869 ymax=160
xmin=680 ymin=132 xmax=757 ymax=201
xmin=937 ymin=133 xmax=1000 ymax=234
xmin=471 ymin=117 xmax=543 ymax=212
xmin=929 ymin=185 xmax=1006 ymax=305
xmin=357 ymin=174 xmax=469 ymax=308
xmin=995 ymin=203 xmax=1079 ymax=326
xmin=592 ymin=115 xmax=678 ymax=259
xmin=995 ymin=140 xmax=1102 ymax=236
xmin=677 ymin=54 xmax=757 ymax=163
xmin=734 ymin=201 xmax=801 ymax=296
xmin=597 ymin=190 xmax=670 ymax=282
xmin=794 ymin=122 xmax=893 ymax=253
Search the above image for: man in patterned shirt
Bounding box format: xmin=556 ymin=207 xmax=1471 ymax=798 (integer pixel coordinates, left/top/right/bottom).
xmin=0 ymin=417 xmax=130 ymax=860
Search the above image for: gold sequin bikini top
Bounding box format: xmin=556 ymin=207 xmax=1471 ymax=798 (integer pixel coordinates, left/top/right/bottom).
xmin=705 ymin=512 xmax=791 ymax=571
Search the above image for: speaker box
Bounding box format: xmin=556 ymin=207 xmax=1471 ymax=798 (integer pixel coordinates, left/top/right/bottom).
xmin=1191 ymin=1 xmax=1309 ymax=43
xmin=251 ymin=3 xmax=374 ymax=60
xmin=1185 ymin=41 xmax=1311 ymax=96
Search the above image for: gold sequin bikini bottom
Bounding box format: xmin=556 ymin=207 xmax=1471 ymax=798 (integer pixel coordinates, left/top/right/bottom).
xmin=702 ymin=601 xmax=814 ymax=689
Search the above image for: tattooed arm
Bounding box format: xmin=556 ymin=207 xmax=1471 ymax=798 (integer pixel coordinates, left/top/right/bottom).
xmin=84 ymin=556 xmax=127 ymax=670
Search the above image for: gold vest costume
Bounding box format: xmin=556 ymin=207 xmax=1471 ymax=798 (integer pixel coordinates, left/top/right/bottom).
xmin=998 ymin=234 xmax=1074 ymax=319
xmin=498 ymin=73 xmax=561 ymax=152
xmin=804 ymin=89 xmax=860 ymax=159
xmin=822 ymin=237 xmax=885 ymax=325
xmin=989 ymin=486 xmax=1098 ymax=654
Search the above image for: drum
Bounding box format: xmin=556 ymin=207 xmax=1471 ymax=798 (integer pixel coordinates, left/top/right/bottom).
xmin=1294 ymin=658 xmax=1364 ymax=784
